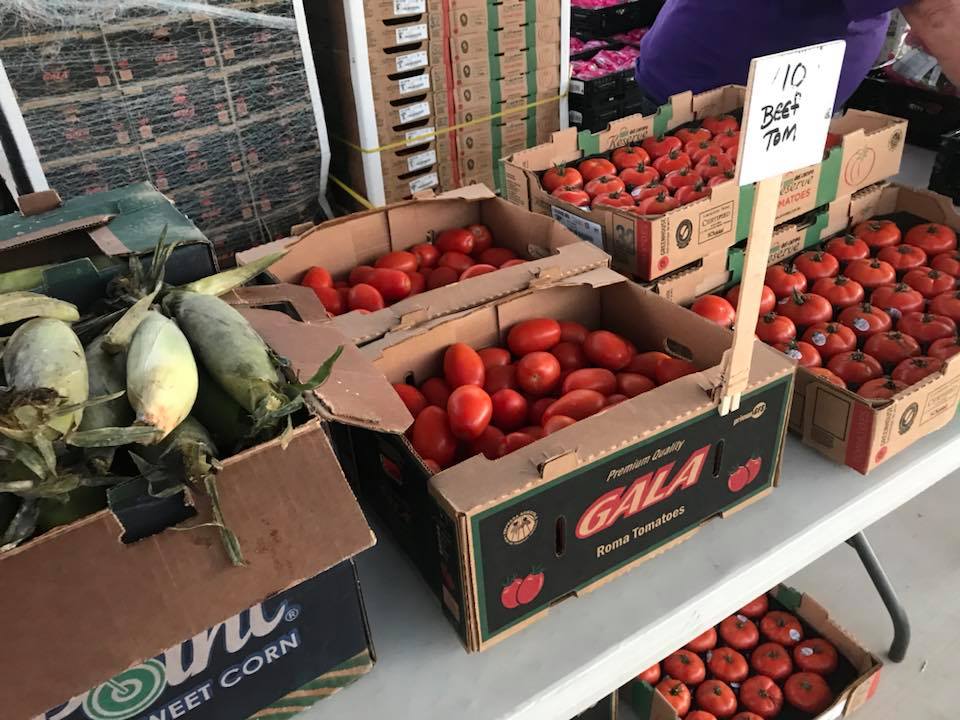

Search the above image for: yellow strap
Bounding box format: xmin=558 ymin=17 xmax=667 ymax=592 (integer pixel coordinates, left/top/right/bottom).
xmin=329 ymin=174 xmax=374 ymax=209
xmin=334 ymin=92 xmax=567 ymax=154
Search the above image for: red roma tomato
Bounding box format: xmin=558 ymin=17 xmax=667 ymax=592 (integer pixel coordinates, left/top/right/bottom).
xmin=420 ymin=377 xmax=451 ymax=407
xmin=542 ymin=389 xmax=606 ymax=422
xmin=765 ymin=263 xmax=808 ymax=299
xmin=467 ymin=224 xmax=493 ymax=255
xmin=635 ymin=191 xmax=680 ymax=215
xmin=931 ymin=250 xmax=960 ymax=277
xmin=663 ymin=650 xmax=706 ymax=685
xmin=811 ymin=275 xmax=864 ymax=310
xmin=393 ymin=383 xmax=428 ymax=418
xmin=870 ymin=282 xmax=925 ymax=320
xmin=551 ymin=341 xmax=588 ymax=371
xmin=794 ymin=250 xmax=840 ymax=281
xmin=376 ymin=251 xmax=419 ymax=273
xmin=552 ymin=186 xmax=592 ymax=207
xmin=774 ymin=340 xmax=822 ymax=368
xmin=611 ymin=145 xmax=651 ymax=171
xmin=444 ymin=343 xmax=485 ymax=388
xmin=808 ymin=366 xmax=847 ymax=387
xmin=903 ymin=267 xmax=955 ymax=298
xmin=447 ymin=385 xmax=493 ymax=440
xmin=479 ymin=247 xmax=518 ymax=266
xmin=793 ymin=638 xmax=838 ymax=675
xmin=824 ymin=233 xmax=871 ymax=265
xmin=695 ymin=680 xmax=737 ymax=718
xmin=632 ymin=181 xmax=669 ymax=201
xmin=676 ymin=182 xmax=711 ymax=206
xmin=605 ymin=394 xmax=628 ymax=406
xmin=484 ymin=364 xmax=517 ymax=394
xmin=507 ymin=318 xmax=562 ymax=356
xmin=695 ymin=153 xmax=735 ymax=180
xmin=930 ymin=290 xmax=960 ymax=322
xmin=674 ymin=126 xmax=713 ymax=144
xmin=691 ymin=295 xmax=736 ymax=328
xmin=541 ymin=165 xmax=583 ymax=192
xmin=718 ymin=614 xmax=759 ymax=652
xmin=760 ymin=610 xmax=804 ymax=647
xmin=500 ymin=577 xmax=521 ymax=608
xmin=905 ymin=222 xmax=957 ymax=254
xmin=708 ymin=170 xmax=736 ymax=187
xmin=302 ymin=265 xmax=333 ymax=290
xmin=707 ymin=646 xmax=749 ymax=683
xmin=641 ymin=134 xmax=683 ymax=160
xmin=755 ymin=312 xmax=797 ymax=345
xmin=578 ymin=157 xmax=617 ymax=182
xmin=863 ymin=331 xmax=920 ymax=368
xmin=726 ymin=284 xmax=776 ymax=315
xmin=844 ymin=258 xmax=896 ymax=290
xmin=750 ymin=642 xmax=793 ymax=682
xmin=501 ymin=259 xmax=526 ymax=269
xmin=739 ymin=675 xmax=784 ymax=719
xmin=617 ymin=372 xmax=657 ymax=397
xmin=685 ymin=139 xmax=724 ymax=163
xmin=726 ymin=144 xmax=740 ymax=163
xmin=653 ymin=149 xmax=693 ymax=175
xmin=592 ymin=191 xmax=635 ymax=210
xmin=620 ymin=163 xmax=660 ymax=189
xmin=636 ymin=663 xmax=661 ymax=684
xmin=490 ymin=388 xmax=528 ymax=432
xmin=584 ymin=174 xmax=626 ymax=198
xmin=784 ymin=672 xmax=833 ymax=715
xmin=426 ymin=266 xmax=459 ymax=289
xmin=459 ymin=263 xmax=497 ymax=280
xmin=776 ymin=292 xmax=833 ymax=331
xmin=715 ymin=128 xmax=740 ymax=150
xmin=731 ymin=715 xmax=764 ymax=720
xmin=892 ymin=356 xmax=945 ymax=385
xmin=655 ymin=678 xmax=692 ymax=717
xmin=686 ymin=627 xmax=718 ymax=653
xmin=411 ymin=406 xmax=458 ymax=467
xmin=878 ymin=243 xmax=927 ymax=275
xmin=739 ymin=594 xmax=769 ymax=619
xmin=583 ymin=330 xmax=632 ymax=370
xmin=406 ymin=271 xmax=426 ymax=295
xmin=897 ymin=311 xmax=957 ymax=346
xmin=687 ymin=712 xmax=718 ymax=720
xmin=543 ymin=414 xmax=577 ymax=434
xmin=527 ymin=397 xmax=556 ymax=425
xmin=930 ymin=336 xmax=960 ymax=360
xmin=411 ymin=242 xmax=439 ymax=268
xmin=702 ymin=114 xmax=739 ymax=135
xmin=438 ymin=251 xmax=475 ymax=275
xmin=627 ymin=351 xmax=670 ymax=377
xmin=478 ymin=347 xmax=511 ymax=369
xmin=858 ymin=377 xmax=907 ymax=400
xmin=827 ymin=350 xmax=883 ymax=388
xmin=853 ymin=219 xmax=901 ymax=250
xmin=838 ymin=302 xmax=892 ymax=341
xmin=348 ymin=283 xmax=385 ymax=311
xmin=516 ymin=352 xmax=561 ymax=395
xmin=367 ymin=268 xmax=412 ymax=302
xmin=313 ymin=286 xmax=344 ymax=316
xmin=348 ymin=265 xmax=375 ymax=284
xmin=563 ymin=368 xmax=617 ymax=395
xmin=559 ymin=320 xmax=589 ymax=344
xmin=436 ymin=227 xmax=475 ymax=255
xmin=471 ymin=425 xmax=505 ymax=460
xmin=499 ymin=431 xmax=538 ymax=456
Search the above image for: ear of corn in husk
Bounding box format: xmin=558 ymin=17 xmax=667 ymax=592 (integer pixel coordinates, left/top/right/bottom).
xmin=0 ymin=291 xmax=79 ymax=326
xmin=77 ymin=334 xmax=134 ymax=472
xmin=35 ymin=485 xmax=107 ymax=533
xmin=0 ymin=265 xmax=54 ymax=294
xmin=192 ymin=364 xmax=252 ymax=453
xmin=126 ymin=311 xmax=197 ymax=442
xmin=102 ymin=289 xmax=158 ymax=354
xmin=177 ymin=250 xmax=286 ymax=296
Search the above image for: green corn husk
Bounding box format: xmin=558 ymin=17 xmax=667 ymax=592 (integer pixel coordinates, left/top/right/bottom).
xmin=0 ymin=265 xmax=54 ymax=293
xmin=35 ymin=485 xmax=107 ymax=533
xmin=177 ymin=250 xmax=286 ymax=296
xmin=126 ymin=311 xmax=198 ymax=442
xmin=3 ymin=318 xmax=88 ymax=435
xmin=78 ymin=335 xmax=134 ymax=472
xmin=0 ymin=492 xmax=18 ymax=531
xmin=0 ymin=291 xmax=79 ymax=326
xmin=192 ymin=363 xmax=253 ymax=453
xmin=0 ymin=495 xmax=37 ymax=551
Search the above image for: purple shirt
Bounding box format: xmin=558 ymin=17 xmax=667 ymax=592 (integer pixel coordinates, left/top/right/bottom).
xmin=636 ymin=0 xmax=900 ymax=110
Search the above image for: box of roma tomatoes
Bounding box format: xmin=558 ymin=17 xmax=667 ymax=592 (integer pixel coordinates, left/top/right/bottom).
xmin=236 ymin=185 xmax=609 ymax=345
xmin=622 ymin=584 xmax=882 ymax=720
xmin=502 ymin=84 xmax=906 ymax=282
xmin=349 ymin=267 xmax=795 ymax=651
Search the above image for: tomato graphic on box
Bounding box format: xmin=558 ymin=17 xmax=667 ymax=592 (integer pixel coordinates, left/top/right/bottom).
xmin=728 ymin=455 xmax=763 ymax=492
xmin=500 ymin=571 xmax=545 ymax=609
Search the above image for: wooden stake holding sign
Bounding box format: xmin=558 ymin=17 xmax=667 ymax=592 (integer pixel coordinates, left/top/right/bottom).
xmin=716 ymin=41 xmax=846 ymax=416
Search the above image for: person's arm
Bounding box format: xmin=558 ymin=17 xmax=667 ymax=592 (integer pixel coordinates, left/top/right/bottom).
xmin=900 ymin=0 xmax=960 ymax=83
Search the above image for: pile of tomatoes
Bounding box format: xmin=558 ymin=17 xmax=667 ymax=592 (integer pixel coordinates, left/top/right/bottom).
xmin=299 ymin=223 xmax=523 ymax=316
xmin=390 ymin=318 xmax=700 ymax=469
xmin=540 ymin=114 xmax=740 ymax=215
xmin=638 ymin=592 xmax=843 ymax=719
xmin=690 ymin=218 xmax=960 ymax=398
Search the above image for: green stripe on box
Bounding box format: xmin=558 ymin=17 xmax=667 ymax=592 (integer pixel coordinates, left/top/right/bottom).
xmin=489 ymin=27 xmax=501 ymax=79
xmin=629 ymin=679 xmax=656 ymax=720
xmin=526 ymin=0 xmax=536 ymax=23
xmin=803 ymin=208 xmax=830 ymax=247
xmin=652 ymin=101 xmax=673 ymax=138
xmin=815 ymin=146 xmax=843 ymax=207
xmin=577 ymin=129 xmax=601 ymax=156
xmin=525 ymin=21 xmax=535 ymax=52
xmin=776 ymin=584 xmax=804 ymax=612
xmin=487 ymin=2 xmax=497 ymax=30
xmin=736 ymin=183 xmax=756 ymax=240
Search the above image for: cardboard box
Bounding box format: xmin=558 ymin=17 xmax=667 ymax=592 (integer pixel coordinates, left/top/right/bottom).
xmin=372 ymin=67 xmax=433 ymax=105
xmin=432 ymin=0 xmax=561 ymax=33
xmin=365 ymin=15 xmax=431 ymax=50
xmin=622 ymin=585 xmax=882 ymax=720
xmin=4 ymin=286 xmax=412 ymax=720
xmin=351 ymin=268 xmax=794 ymax=651
xmin=793 ymin=183 xmax=960 ymax=473
xmin=236 ymin=185 xmax=609 ymax=344
xmin=0 ymin=182 xmax=216 ymax=311
xmin=364 ymin=0 xmax=429 ymax=20
xmin=503 ymin=85 xmax=907 ymax=281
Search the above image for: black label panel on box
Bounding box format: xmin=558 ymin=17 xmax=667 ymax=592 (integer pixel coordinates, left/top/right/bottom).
xmin=42 ymin=561 xmax=369 ymax=720
xmin=472 ymin=377 xmax=791 ymax=641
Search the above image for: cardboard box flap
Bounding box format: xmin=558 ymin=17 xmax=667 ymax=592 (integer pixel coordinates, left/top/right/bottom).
xmin=0 ymin=214 xmax=114 ymax=252
xmin=224 ymin=283 xmax=330 ymax=325
xmin=852 ymin=182 xmax=960 ymax=228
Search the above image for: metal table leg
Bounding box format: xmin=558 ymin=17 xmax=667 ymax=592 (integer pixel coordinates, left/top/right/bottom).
xmin=846 ymin=531 xmax=911 ymax=662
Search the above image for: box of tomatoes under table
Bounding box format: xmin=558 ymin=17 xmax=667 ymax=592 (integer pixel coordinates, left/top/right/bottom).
xmin=348 ymin=267 xmax=795 ymax=651
xmin=236 ymin=185 xmax=609 ymax=346
xmin=502 ymin=84 xmax=906 ymax=282
xmin=621 ymin=584 xmax=882 ymax=720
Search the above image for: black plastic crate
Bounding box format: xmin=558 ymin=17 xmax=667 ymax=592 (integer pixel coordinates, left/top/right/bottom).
xmin=930 ymin=130 xmax=960 ymax=203
xmin=571 ymin=0 xmax=663 ymax=39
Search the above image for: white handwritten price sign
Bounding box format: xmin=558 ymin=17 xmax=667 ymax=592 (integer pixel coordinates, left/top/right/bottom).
xmin=737 ymin=41 xmax=846 ymax=186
